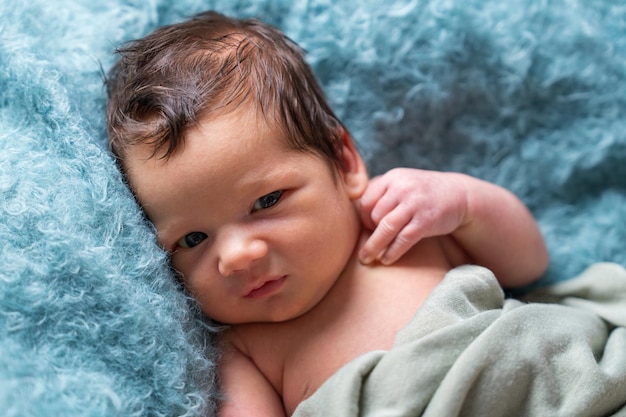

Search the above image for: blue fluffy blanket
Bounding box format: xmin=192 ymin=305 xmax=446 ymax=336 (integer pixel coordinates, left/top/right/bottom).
xmin=1 ymin=1 xmax=624 ymax=415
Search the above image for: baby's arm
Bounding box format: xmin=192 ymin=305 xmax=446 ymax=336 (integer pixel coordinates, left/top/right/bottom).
xmin=359 ymin=168 xmax=548 ymax=287
xmin=218 ymin=343 xmax=286 ymax=417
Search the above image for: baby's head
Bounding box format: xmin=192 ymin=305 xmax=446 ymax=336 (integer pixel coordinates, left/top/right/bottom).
xmin=106 ymin=11 xmax=368 ymax=325
xmin=107 ymin=10 xmax=345 ymax=170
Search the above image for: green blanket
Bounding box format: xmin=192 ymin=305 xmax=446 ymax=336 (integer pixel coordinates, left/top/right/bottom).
xmin=293 ymin=264 xmax=626 ymax=416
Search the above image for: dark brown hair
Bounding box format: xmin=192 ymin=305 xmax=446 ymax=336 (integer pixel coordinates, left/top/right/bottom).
xmin=106 ymin=10 xmax=347 ymax=169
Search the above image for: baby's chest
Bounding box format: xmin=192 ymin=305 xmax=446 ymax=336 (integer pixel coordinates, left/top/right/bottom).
xmin=280 ymin=320 xmax=398 ymax=411
xmin=260 ymin=271 xmax=444 ymax=412
xmin=237 ymin=244 xmax=449 ymax=413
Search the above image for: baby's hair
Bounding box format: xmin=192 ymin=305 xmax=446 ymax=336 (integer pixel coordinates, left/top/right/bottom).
xmin=106 ymin=10 xmax=347 ymax=170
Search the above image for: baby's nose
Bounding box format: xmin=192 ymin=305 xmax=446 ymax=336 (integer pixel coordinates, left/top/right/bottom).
xmin=216 ymin=228 xmax=268 ymax=277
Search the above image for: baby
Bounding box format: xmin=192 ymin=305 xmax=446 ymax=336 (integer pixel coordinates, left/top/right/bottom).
xmin=106 ymin=11 xmax=549 ymax=416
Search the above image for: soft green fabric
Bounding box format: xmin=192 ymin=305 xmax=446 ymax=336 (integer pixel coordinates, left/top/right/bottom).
xmin=293 ymin=264 xmax=626 ymax=417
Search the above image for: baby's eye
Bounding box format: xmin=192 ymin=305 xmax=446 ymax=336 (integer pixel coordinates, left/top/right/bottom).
xmin=177 ymin=232 xmax=208 ymax=249
xmin=252 ymin=190 xmax=283 ymax=212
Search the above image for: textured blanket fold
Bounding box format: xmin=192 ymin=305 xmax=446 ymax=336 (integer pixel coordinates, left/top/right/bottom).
xmin=293 ymin=264 xmax=626 ymax=417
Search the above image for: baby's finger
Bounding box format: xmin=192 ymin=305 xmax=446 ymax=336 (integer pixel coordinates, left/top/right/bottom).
xmin=379 ymin=221 xmax=423 ymax=265
xmin=359 ymin=207 xmax=412 ymax=264
xmin=359 ymin=177 xmax=387 ymax=228
xmin=369 ymin=192 xmax=401 ymax=225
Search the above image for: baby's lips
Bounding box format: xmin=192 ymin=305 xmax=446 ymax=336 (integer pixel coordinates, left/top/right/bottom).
xmin=243 ymin=275 xmax=287 ymax=299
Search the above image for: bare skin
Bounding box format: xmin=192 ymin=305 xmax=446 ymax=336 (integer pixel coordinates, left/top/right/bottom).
xmin=222 ymin=236 xmax=451 ymax=415
xmin=123 ymin=107 xmax=548 ymax=416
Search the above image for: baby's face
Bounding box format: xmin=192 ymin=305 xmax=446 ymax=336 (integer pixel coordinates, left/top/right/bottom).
xmin=123 ymin=108 xmax=367 ymax=324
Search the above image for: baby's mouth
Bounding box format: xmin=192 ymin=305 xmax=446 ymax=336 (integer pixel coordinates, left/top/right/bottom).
xmin=244 ymin=276 xmax=287 ymax=299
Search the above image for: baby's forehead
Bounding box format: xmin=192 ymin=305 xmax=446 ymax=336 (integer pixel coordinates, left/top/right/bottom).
xmin=123 ymin=106 xmax=281 ymax=165
xmin=120 ymin=105 xmax=337 ymax=194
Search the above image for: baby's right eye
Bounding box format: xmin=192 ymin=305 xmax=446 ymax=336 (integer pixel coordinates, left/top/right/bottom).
xmin=177 ymin=232 xmax=208 ymax=249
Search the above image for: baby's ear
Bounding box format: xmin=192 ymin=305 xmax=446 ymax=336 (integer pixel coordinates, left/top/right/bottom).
xmin=338 ymin=129 xmax=368 ymax=199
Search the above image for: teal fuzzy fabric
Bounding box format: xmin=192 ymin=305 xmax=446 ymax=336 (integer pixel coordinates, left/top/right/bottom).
xmin=1 ymin=0 xmax=624 ymax=415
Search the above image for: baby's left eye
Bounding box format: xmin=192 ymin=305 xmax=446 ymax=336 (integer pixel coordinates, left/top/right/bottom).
xmin=252 ymin=190 xmax=283 ymax=212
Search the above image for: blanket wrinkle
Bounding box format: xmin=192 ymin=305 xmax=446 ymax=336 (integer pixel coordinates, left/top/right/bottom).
xmin=293 ymin=264 xmax=626 ymax=417
xmin=394 ymin=265 xmax=504 ymax=346
xmin=524 ymin=262 xmax=626 ymax=327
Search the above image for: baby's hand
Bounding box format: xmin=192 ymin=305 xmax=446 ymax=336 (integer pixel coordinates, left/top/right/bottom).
xmin=359 ymin=168 xmax=468 ymax=265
